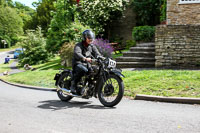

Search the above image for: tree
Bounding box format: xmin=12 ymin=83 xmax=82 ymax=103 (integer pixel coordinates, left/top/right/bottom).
xmin=0 ymin=6 xmax=23 ymax=47
xmin=29 ymin=0 xmax=56 ymax=33
xmin=46 ymin=0 xmax=77 ymax=53
xmin=14 ymin=1 xmax=35 ymax=31
xmin=0 ymin=0 xmax=6 ymax=6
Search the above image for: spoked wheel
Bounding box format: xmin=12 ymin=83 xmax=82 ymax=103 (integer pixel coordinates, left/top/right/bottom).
xmin=57 ymin=73 xmax=73 ymax=102
xmin=98 ymin=74 xmax=124 ymax=107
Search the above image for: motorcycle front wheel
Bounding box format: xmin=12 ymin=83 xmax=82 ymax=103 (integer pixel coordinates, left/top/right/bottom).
xmin=98 ymin=74 xmax=124 ymax=107
xmin=57 ymin=73 xmax=73 ymax=102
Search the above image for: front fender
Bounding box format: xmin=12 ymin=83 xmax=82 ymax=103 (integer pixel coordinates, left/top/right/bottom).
xmin=110 ymin=69 xmax=125 ymax=78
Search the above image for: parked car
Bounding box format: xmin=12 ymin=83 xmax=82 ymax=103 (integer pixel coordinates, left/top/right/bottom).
xmin=14 ymin=48 xmax=23 ymax=59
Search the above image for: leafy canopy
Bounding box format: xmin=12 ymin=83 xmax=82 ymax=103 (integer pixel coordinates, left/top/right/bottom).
xmin=0 ymin=6 xmax=23 ymax=47
xmin=29 ymin=0 xmax=56 ymax=33
xmin=46 ymin=0 xmax=77 ymax=53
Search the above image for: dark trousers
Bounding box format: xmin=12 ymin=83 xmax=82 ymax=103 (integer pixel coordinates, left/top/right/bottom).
xmin=73 ymin=64 xmax=89 ymax=85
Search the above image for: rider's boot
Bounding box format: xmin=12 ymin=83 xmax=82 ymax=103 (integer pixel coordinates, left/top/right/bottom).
xmin=70 ymin=80 xmax=77 ymax=94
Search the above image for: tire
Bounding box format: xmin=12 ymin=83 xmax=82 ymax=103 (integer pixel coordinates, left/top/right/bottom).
xmin=98 ymin=74 xmax=124 ymax=107
xmin=57 ymin=73 xmax=73 ymax=102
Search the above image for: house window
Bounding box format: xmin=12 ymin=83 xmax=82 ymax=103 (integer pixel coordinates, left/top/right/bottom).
xmin=179 ymin=0 xmax=200 ymax=4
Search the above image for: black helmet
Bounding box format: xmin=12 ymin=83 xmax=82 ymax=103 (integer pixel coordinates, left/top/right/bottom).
xmin=82 ymin=30 xmax=95 ymax=41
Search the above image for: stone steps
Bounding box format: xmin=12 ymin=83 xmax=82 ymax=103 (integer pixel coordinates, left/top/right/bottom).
xmin=122 ymin=51 xmax=155 ymax=57
xmin=116 ymin=57 xmax=155 ymax=62
xmin=136 ymin=43 xmax=155 ymax=47
xmin=130 ymin=47 xmax=155 ymax=52
xmin=116 ymin=42 xmax=155 ymax=68
xmin=116 ymin=62 xmax=155 ymax=68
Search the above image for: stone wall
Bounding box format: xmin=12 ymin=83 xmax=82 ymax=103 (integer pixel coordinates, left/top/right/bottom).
xmin=167 ymin=0 xmax=200 ymax=25
xmin=155 ymin=25 xmax=200 ymax=68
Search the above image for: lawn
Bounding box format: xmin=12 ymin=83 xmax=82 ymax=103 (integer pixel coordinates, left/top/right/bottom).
xmin=1 ymin=56 xmax=200 ymax=98
xmin=0 ymin=60 xmax=13 ymax=73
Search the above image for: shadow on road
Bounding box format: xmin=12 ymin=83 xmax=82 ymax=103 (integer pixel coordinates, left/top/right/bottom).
xmin=37 ymin=100 xmax=116 ymax=110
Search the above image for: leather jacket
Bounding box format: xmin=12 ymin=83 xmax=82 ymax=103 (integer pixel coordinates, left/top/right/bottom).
xmin=72 ymin=41 xmax=101 ymax=68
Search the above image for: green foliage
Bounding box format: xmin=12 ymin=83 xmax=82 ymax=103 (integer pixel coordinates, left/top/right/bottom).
xmin=29 ymin=0 xmax=56 ymax=33
xmin=78 ymin=0 xmax=128 ymax=33
xmin=125 ymin=40 xmax=136 ymax=49
xmin=19 ymin=27 xmax=49 ymax=65
xmin=0 ymin=34 xmax=11 ymax=48
xmin=59 ymin=41 xmax=75 ymax=67
xmin=0 ymin=0 xmax=13 ymax=7
xmin=132 ymin=0 xmax=164 ymax=26
xmin=14 ymin=1 xmax=35 ymax=31
xmin=160 ymin=0 xmax=166 ymax=22
xmin=63 ymin=21 xmax=90 ymax=43
xmin=132 ymin=26 xmax=155 ymax=42
xmin=0 ymin=6 xmax=23 ymax=47
xmin=46 ymin=0 xmax=88 ymax=53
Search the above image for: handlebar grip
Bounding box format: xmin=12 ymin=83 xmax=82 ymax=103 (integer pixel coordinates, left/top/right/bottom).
xmin=97 ymin=56 xmax=105 ymax=60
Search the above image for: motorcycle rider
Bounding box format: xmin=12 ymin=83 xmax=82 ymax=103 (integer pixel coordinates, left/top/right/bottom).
xmin=71 ymin=30 xmax=102 ymax=94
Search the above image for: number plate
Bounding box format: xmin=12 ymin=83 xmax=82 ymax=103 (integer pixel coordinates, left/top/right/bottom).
xmin=108 ymin=59 xmax=116 ymax=68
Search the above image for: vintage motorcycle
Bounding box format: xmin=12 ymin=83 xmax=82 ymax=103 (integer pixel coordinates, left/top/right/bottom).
xmin=54 ymin=56 xmax=124 ymax=107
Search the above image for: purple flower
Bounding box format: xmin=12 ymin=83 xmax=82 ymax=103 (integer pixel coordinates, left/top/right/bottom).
xmin=93 ymin=38 xmax=114 ymax=57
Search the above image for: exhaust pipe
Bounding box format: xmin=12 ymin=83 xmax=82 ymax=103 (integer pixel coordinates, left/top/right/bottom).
xmin=60 ymin=88 xmax=81 ymax=97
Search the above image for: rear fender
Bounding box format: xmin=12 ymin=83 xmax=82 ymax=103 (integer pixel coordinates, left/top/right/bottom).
xmin=54 ymin=69 xmax=72 ymax=86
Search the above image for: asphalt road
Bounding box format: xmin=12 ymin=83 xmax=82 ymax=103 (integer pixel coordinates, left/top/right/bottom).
xmin=0 ymin=80 xmax=200 ymax=133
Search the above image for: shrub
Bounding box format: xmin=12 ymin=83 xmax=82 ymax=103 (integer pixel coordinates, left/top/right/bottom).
xmin=126 ymin=40 xmax=136 ymax=49
xmin=62 ymin=22 xmax=91 ymax=43
xmin=19 ymin=27 xmax=49 ymax=66
xmin=93 ymin=38 xmax=113 ymax=57
xmin=59 ymin=41 xmax=75 ymax=67
xmin=132 ymin=26 xmax=155 ymax=42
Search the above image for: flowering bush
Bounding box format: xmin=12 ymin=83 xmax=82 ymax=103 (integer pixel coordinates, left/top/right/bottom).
xmin=78 ymin=0 xmax=128 ymax=33
xmin=93 ymin=38 xmax=113 ymax=57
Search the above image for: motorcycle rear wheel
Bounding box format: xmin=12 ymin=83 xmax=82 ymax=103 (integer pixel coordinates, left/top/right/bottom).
xmin=57 ymin=73 xmax=73 ymax=102
xmin=98 ymin=74 xmax=124 ymax=107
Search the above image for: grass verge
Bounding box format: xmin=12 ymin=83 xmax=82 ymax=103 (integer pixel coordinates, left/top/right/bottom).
xmin=1 ymin=65 xmax=200 ymax=98
xmin=0 ymin=60 xmax=13 ymax=73
xmin=1 ymin=55 xmax=200 ymax=98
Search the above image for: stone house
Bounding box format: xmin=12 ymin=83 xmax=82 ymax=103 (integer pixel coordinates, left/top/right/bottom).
xmin=155 ymin=0 xmax=200 ymax=68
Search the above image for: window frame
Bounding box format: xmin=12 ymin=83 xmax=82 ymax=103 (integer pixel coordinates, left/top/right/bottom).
xmin=179 ymin=0 xmax=200 ymax=4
